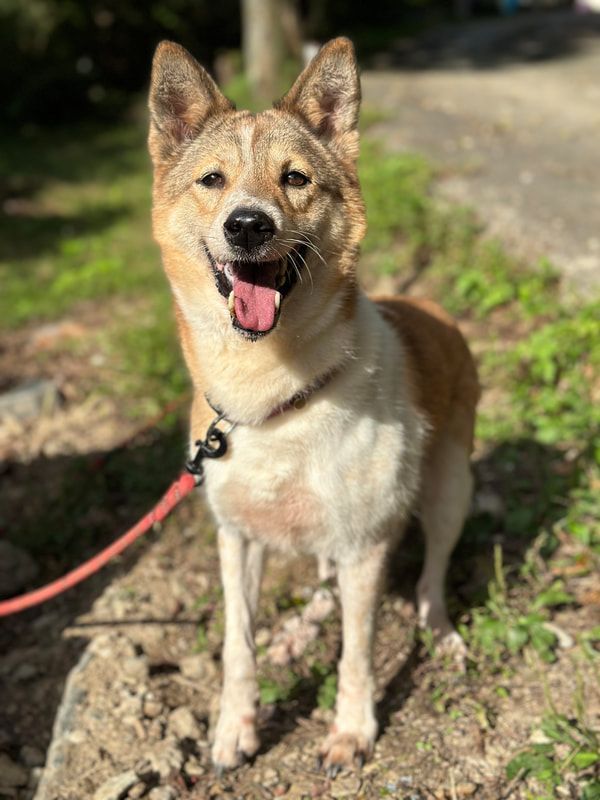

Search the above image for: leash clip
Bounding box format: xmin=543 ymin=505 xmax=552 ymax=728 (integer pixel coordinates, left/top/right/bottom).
xmin=185 ymin=413 xmax=231 ymax=482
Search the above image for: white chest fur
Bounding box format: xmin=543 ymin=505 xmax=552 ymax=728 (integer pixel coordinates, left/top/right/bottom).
xmin=201 ymin=299 xmax=428 ymax=563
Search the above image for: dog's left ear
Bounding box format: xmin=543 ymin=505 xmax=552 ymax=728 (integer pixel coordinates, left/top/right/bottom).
xmin=277 ymin=37 xmax=360 ymax=162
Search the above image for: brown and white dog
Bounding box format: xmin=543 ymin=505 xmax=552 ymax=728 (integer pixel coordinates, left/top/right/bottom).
xmin=148 ymin=38 xmax=479 ymax=774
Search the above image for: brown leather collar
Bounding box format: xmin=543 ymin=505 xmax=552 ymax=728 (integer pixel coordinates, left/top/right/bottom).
xmin=205 ymin=365 xmax=341 ymax=426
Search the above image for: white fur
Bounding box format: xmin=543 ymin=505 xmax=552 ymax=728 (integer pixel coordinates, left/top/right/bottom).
xmin=202 ymin=294 xmax=428 ymax=562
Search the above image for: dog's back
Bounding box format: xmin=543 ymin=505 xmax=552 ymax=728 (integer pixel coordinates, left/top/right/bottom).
xmin=374 ymin=295 xmax=479 ymax=451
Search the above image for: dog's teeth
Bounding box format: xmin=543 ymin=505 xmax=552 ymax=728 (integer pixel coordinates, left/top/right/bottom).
xmin=228 ymin=290 xmax=235 ymax=316
xmin=274 ymin=290 xmax=281 ymax=312
xmin=224 ymin=264 xmax=233 ymax=282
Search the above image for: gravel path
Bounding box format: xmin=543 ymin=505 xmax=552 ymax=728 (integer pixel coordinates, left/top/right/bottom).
xmin=363 ymin=11 xmax=600 ymax=292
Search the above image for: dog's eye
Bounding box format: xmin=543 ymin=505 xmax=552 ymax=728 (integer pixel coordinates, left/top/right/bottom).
xmin=197 ymin=172 xmax=225 ymax=188
xmin=283 ymin=171 xmax=310 ymax=188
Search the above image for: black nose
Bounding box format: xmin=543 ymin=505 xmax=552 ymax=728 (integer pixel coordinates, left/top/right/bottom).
xmin=223 ymin=207 xmax=275 ymax=251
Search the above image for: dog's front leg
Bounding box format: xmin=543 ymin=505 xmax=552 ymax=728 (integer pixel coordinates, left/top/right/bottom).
xmin=212 ymin=529 xmax=264 ymax=771
xmin=319 ymin=539 xmax=388 ymax=775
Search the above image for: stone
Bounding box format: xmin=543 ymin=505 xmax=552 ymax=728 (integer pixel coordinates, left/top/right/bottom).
xmin=133 ymin=758 xmax=155 ymax=782
xmin=255 ymin=627 xmax=272 ymax=647
xmin=148 ymin=787 xmax=178 ymax=800
xmin=0 ymin=753 xmax=28 ymax=787
xmin=455 ymin=783 xmax=478 ymax=797
xmin=127 ymin=783 xmax=147 ymax=799
xmin=93 ymin=770 xmax=138 ymax=800
xmin=329 ymin=775 xmax=362 ymax=798
xmin=0 ymin=379 xmax=60 ymax=422
xmin=262 ymin=768 xmax=279 ymax=786
xmin=0 ymin=541 xmax=38 ymax=598
xmin=143 ymin=694 xmax=163 ymax=719
xmin=184 ymin=757 xmax=205 ymax=778
xmin=179 ymin=653 xmax=217 ymax=681
xmin=121 ymin=656 xmax=149 ymax=681
xmin=167 ymin=707 xmax=201 ymax=741
xmin=145 ymin=738 xmax=184 ymax=780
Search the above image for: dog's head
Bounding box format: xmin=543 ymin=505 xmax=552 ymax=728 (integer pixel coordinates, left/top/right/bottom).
xmin=148 ymin=38 xmax=365 ymax=343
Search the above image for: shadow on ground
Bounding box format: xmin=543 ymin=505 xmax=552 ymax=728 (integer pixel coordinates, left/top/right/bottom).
xmin=0 ymin=429 xmax=579 ymax=768
xmin=0 ymin=418 xmax=189 ymax=756
xmin=370 ymin=11 xmax=600 ymax=70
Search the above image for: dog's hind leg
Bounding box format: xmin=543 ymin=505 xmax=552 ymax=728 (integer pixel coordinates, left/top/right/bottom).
xmin=212 ymin=530 xmax=264 ymax=771
xmin=319 ymin=539 xmax=388 ymax=774
xmin=416 ymin=429 xmax=473 ymax=649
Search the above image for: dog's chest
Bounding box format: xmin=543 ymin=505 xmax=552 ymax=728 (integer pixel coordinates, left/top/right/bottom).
xmin=203 ymin=395 xmax=426 ymax=558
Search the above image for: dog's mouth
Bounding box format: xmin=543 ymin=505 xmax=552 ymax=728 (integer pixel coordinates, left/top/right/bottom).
xmin=205 ymin=245 xmax=307 ymax=339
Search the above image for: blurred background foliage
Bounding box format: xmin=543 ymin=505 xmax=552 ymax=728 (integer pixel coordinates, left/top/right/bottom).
xmin=0 ymin=0 xmax=443 ymax=126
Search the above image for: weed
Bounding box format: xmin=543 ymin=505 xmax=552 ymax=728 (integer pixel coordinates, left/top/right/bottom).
xmin=506 ymin=710 xmax=599 ymax=799
xmin=461 ymin=547 xmax=573 ymax=667
xmin=311 ymin=662 xmax=337 ymax=710
xmin=258 ymin=672 xmax=301 ymax=705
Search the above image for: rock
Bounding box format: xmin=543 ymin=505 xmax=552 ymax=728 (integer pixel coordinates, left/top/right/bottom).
xmin=93 ymin=771 xmax=138 ymax=800
xmin=0 ymin=541 xmax=38 ymax=598
xmin=167 ymin=707 xmax=200 ymax=741
xmin=455 ymin=783 xmax=478 ymax=797
xmin=0 ymin=753 xmax=28 ymax=787
xmin=273 ymin=783 xmax=290 ymax=797
xmin=542 ymin=622 xmax=574 ymax=649
xmin=145 ymin=738 xmax=184 ymax=780
xmin=121 ymin=656 xmax=149 ymax=682
xmin=262 ymin=767 xmax=279 ymax=786
xmin=143 ymin=694 xmax=163 ymax=719
xmin=329 ymin=775 xmax=362 ymax=798
xmin=127 ymin=783 xmax=147 ymax=799
xmin=0 ymin=379 xmax=61 ymax=422
xmin=184 ymin=757 xmax=205 ymax=778
xmin=255 ymin=627 xmax=272 ymax=647
xmin=148 ymin=787 xmax=178 ymax=800
xmin=179 ymin=653 xmax=217 ymax=681
xmin=133 ymin=758 xmax=155 ymax=782
xmin=302 ymin=588 xmax=335 ymax=624
xmin=20 ymin=745 xmax=45 ymax=768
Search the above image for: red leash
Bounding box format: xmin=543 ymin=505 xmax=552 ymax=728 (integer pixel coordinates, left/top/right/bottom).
xmin=0 ymin=472 xmax=197 ymax=618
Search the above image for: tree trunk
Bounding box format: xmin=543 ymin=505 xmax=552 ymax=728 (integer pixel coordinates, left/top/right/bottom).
xmin=242 ymin=0 xmax=285 ymax=104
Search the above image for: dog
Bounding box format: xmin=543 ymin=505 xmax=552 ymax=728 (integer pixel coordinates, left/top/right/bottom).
xmin=148 ymin=37 xmax=479 ymax=774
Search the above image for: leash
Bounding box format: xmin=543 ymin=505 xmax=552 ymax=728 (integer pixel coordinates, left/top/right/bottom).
xmin=0 ymin=413 xmax=231 ymax=618
xmin=0 ymin=366 xmax=340 ymax=618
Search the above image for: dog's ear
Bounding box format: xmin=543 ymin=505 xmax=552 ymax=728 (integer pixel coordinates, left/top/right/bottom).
xmin=148 ymin=41 xmax=233 ymax=165
xmin=277 ymin=37 xmax=360 ymax=161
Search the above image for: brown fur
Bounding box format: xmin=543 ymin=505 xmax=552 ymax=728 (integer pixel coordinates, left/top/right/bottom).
xmin=374 ymin=296 xmax=480 ymax=450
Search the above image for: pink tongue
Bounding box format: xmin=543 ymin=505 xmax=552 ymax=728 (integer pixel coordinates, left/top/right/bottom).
xmin=231 ymin=262 xmax=279 ymax=332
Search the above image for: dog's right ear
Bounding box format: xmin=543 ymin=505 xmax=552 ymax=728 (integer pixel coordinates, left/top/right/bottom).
xmin=148 ymin=41 xmax=233 ymax=165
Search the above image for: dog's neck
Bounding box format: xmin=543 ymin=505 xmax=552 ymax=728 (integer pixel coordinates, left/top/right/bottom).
xmin=178 ymin=285 xmax=360 ymax=425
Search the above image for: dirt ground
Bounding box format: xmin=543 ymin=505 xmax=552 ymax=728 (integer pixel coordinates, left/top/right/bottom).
xmin=363 ymin=11 xmax=600 ymax=293
xmin=1 ymin=11 xmax=600 ymax=800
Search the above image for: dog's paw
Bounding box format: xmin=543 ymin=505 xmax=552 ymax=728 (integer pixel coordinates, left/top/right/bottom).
xmin=436 ymin=629 xmax=468 ymax=668
xmin=211 ymin=712 xmax=259 ymax=773
xmin=318 ymin=730 xmax=373 ymax=777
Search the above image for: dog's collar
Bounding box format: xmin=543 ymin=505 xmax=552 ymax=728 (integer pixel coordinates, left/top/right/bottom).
xmin=205 ymin=366 xmax=341 ymax=426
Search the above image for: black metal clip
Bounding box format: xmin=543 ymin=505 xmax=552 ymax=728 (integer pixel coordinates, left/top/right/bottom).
xmin=185 ymin=413 xmax=230 ymax=482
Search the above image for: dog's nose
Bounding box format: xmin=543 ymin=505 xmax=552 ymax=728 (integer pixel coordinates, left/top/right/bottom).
xmin=223 ymin=208 xmax=275 ymax=251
